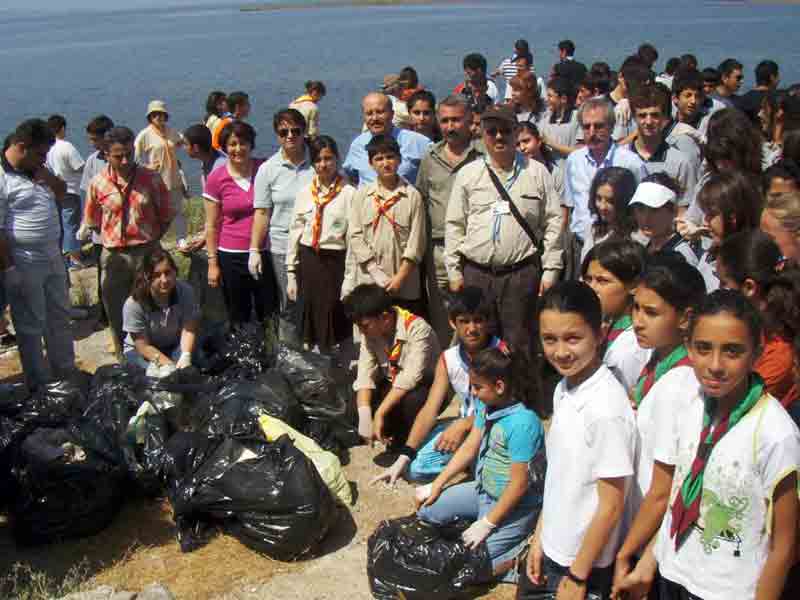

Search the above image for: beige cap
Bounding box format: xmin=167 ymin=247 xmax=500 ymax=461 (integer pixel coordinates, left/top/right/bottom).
xmin=146 ymin=99 xmax=168 ymax=118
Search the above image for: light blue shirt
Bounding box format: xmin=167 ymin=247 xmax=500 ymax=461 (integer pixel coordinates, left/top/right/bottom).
xmin=564 ymin=143 xmax=646 ymax=238
xmin=253 ymin=148 xmax=314 ymax=255
xmin=342 ymin=126 xmax=431 ymax=187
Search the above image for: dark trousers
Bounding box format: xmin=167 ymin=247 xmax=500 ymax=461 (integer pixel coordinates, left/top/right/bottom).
xmin=658 ymin=577 xmax=702 ymax=599
xmin=374 ymin=379 xmax=432 ymax=446
xmin=516 ymin=553 xmax=613 ymax=599
xmin=218 ymin=250 xmax=276 ymax=326
xmin=93 ymin=243 xmax=107 ymax=325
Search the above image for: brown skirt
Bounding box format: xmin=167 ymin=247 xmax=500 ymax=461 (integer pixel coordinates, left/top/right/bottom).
xmin=298 ymin=244 xmax=349 ymax=348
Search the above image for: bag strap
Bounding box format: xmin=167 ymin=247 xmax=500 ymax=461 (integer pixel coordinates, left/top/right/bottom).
xmin=485 ymin=163 xmax=541 ymax=251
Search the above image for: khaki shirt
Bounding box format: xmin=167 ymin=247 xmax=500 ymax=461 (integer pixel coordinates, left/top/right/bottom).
xmin=445 ymin=155 xmax=563 ymax=282
xmin=415 ymin=140 xmax=484 ymax=240
xmin=353 ymin=308 xmax=441 ymax=391
xmin=347 ymin=179 xmax=426 ymax=300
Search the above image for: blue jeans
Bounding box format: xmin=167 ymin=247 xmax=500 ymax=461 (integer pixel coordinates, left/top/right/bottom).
xmin=407 ymin=420 xmax=456 ymax=482
xmin=417 ymin=480 xmax=538 ymax=582
xmin=60 ymin=193 xmax=82 ymax=254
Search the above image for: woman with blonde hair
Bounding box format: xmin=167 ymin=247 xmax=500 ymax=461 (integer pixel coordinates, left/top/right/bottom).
xmin=509 ymin=71 xmax=542 ymax=123
xmin=761 ymin=190 xmax=800 ymax=262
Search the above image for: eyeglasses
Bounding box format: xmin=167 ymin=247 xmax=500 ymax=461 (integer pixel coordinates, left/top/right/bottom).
xmin=484 ymin=126 xmax=513 ymax=138
xmin=278 ymin=127 xmax=303 ymax=138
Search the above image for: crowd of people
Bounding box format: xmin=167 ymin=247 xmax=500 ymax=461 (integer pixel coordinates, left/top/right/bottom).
xmin=2 ymin=35 xmax=800 ymax=599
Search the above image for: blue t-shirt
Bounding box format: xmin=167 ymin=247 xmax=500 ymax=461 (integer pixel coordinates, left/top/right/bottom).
xmin=474 ymin=401 xmax=545 ymax=508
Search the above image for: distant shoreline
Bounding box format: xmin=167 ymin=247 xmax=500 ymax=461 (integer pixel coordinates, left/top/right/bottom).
xmin=241 ymin=0 xmax=469 ymax=11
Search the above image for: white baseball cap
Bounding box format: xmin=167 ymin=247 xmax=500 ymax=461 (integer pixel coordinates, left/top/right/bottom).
xmin=629 ymin=181 xmax=677 ymax=209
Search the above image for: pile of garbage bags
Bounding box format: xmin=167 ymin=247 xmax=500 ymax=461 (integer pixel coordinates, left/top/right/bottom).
xmin=0 ymin=326 xmax=357 ymax=559
xmin=367 ymin=516 xmax=492 ymax=599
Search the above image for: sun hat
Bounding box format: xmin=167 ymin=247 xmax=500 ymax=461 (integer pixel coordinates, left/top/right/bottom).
xmin=629 ymin=181 xmax=677 ymax=209
xmin=146 ymin=100 xmax=169 ymax=118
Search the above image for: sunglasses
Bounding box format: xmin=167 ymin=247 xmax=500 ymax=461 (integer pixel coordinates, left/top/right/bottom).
xmin=484 ymin=126 xmax=513 ymax=138
xmin=278 ymin=127 xmax=303 ymax=138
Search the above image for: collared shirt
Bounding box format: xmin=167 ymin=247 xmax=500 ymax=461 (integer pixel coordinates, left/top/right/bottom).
xmin=663 ymin=120 xmax=703 ymax=168
xmin=537 ymin=108 xmax=582 ymax=158
xmin=286 ymin=177 xmax=356 ymax=272
xmin=347 ymin=178 xmax=426 ymax=300
xmin=253 ymin=148 xmax=314 ymax=255
xmin=0 ymin=156 xmax=61 ymax=261
xmin=80 ymin=150 xmax=107 ymax=193
xmin=85 ymin=165 xmax=172 ymax=248
xmin=629 ymin=139 xmax=698 ymax=207
xmin=353 ymin=306 xmax=441 ymax=392
xmin=445 ymin=155 xmax=564 ymax=280
xmin=46 ymin=138 xmax=84 ymax=196
xmin=565 ymin=143 xmax=646 ymax=238
xmin=415 ymin=139 xmax=484 ymax=239
xmin=342 ymin=126 xmax=431 ymax=187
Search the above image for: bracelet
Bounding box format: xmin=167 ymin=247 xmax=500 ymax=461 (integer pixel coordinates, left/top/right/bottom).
xmin=398 ymin=445 xmax=417 ymax=461
xmin=565 ymin=568 xmax=587 ymax=586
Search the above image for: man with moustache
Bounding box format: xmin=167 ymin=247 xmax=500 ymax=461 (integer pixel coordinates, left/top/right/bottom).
xmin=445 ymin=105 xmax=563 ymax=363
xmin=343 ymin=92 xmax=431 ymax=187
xmin=564 ymin=97 xmax=646 ymax=250
xmin=415 ymin=95 xmax=484 ymax=345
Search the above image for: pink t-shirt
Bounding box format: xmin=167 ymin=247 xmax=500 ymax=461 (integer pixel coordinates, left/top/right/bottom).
xmin=203 ymin=159 xmax=265 ymax=252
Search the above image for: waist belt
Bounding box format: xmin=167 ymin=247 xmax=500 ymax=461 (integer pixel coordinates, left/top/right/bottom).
xmin=430 ymin=237 xmax=445 ymax=246
xmin=462 ymin=253 xmax=539 ymax=275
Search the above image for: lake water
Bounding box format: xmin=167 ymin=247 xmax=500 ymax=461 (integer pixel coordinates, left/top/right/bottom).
xmin=2 ymin=0 xmax=800 ymax=190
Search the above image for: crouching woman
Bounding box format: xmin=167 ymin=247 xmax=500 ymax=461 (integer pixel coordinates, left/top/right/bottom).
xmin=415 ymin=346 xmax=545 ymax=583
xmin=122 ymin=247 xmax=200 ymax=370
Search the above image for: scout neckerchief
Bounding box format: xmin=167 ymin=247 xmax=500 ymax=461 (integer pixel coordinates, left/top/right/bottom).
xmin=108 ymin=164 xmax=138 ymax=244
xmin=633 ymin=344 xmax=692 ymax=408
xmin=670 ymin=375 xmax=765 ymax=548
xmin=605 ymin=314 xmax=633 ymax=348
xmin=370 ymin=188 xmax=405 ymax=234
xmin=310 ymin=174 xmax=345 ymax=252
xmin=386 ymin=306 xmax=418 ymax=383
xmin=485 ymin=156 xmax=522 ymax=242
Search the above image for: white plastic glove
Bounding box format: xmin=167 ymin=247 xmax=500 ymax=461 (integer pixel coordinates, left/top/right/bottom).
xmin=366 ymin=261 xmax=391 ymax=288
xmin=358 ymin=405 xmax=373 ymax=441
xmin=248 ymin=249 xmax=263 ymax=280
xmin=370 ymin=454 xmax=411 ymax=486
xmin=76 ymin=223 xmax=93 ymax=242
xmin=3 ymin=266 xmax=21 ymax=288
xmin=415 ymin=483 xmax=433 ymax=505
xmin=287 ymin=274 xmax=298 ymax=302
xmin=176 ymin=351 xmax=192 ymax=370
xmin=461 ymin=516 xmax=497 ymax=549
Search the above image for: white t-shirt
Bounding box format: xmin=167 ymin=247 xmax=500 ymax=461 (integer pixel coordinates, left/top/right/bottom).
xmin=46 ymin=138 xmax=84 ymax=196
xmin=541 ymin=364 xmax=636 ymax=568
xmin=442 ymin=337 xmax=505 ymax=418
xmin=654 ymin=390 xmax=800 ymax=600
xmin=603 ymin=325 xmax=652 ymax=395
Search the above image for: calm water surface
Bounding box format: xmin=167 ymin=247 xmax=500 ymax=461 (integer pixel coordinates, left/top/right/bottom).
xmin=1 ymin=0 xmax=799 ymax=189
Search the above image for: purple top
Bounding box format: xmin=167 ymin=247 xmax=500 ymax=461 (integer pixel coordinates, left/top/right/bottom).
xmin=203 ymin=159 xmax=265 ymax=252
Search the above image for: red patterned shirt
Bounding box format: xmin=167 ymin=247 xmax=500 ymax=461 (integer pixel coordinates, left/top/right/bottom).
xmin=85 ymin=165 xmax=172 ymax=248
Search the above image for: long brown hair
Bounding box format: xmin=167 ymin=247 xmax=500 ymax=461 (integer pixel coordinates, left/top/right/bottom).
xmin=131 ymin=246 xmax=177 ymax=308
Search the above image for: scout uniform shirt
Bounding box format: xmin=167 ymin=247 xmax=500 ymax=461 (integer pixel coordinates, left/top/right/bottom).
xmin=444 ymin=154 xmax=564 ymax=284
xmin=353 ymin=307 xmax=441 ymax=392
xmin=347 ymin=178 xmax=426 ymax=301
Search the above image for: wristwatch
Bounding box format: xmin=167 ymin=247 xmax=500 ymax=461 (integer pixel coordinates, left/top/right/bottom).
xmin=565 ymin=568 xmax=587 ymax=586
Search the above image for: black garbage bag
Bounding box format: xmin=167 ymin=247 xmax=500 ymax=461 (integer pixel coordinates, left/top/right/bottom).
xmin=201 ymin=322 xmax=270 ymax=379
xmin=275 ymin=347 xmax=359 ymax=451
xmin=367 ymin=516 xmax=492 ymax=600
xmin=10 ymin=418 xmax=126 ymax=545
xmin=164 ymin=431 xmax=337 ymax=560
xmin=188 ymin=370 xmax=302 ymax=438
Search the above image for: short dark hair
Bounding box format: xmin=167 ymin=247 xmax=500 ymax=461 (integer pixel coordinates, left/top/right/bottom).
xmin=547 ymin=77 xmax=575 ymax=102
xmin=447 ymin=286 xmax=492 ymax=320
xmin=581 ymin=72 xmax=611 ymax=97
xmin=398 ymin=67 xmax=419 ymax=89
xmin=104 ymin=126 xmax=134 ymax=147
xmin=273 ymin=108 xmax=306 ymax=134
xmin=590 ymin=61 xmax=612 ymax=78
xmin=664 ymin=57 xmax=681 ymax=75
xmin=679 ymin=54 xmax=698 ymax=71
xmin=226 ymin=91 xmax=249 ymax=113
xmin=581 ymin=238 xmax=647 ymax=287
xmin=705 ymin=108 xmax=763 ymax=177
xmin=462 ymin=53 xmax=487 ymax=74
xmin=86 ymin=115 xmax=114 ymax=137
xmin=630 ymin=84 xmax=671 ymax=114
xmin=183 ymin=124 xmax=212 ymax=153
xmin=718 ymin=58 xmax=743 ymax=77
xmin=514 ymin=39 xmax=530 ymax=53
xmin=620 ymin=60 xmax=652 ymax=95
xmin=702 ymin=67 xmax=721 ymax=86
xmin=308 ymin=134 xmax=339 ymax=163
xmin=558 ymin=40 xmax=576 ymax=56
xmin=538 ymin=280 xmax=603 ymax=335
xmin=305 ymin=80 xmax=327 ymax=96
xmin=47 ymin=114 xmax=66 ymax=135
xmin=640 ymin=253 xmax=707 ymax=313
xmin=672 ymin=68 xmax=703 ymax=96
xmin=343 ymin=284 xmax=394 ymax=321
xmin=205 ymin=91 xmax=227 ymax=119
xmin=13 ymin=118 xmax=55 ymax=148
xmin=470 ymin=346 xmax=514 ymax=388
xmin=717 ymin=230 xmax=783 ymax=290
xmin=764 ymin=159 xmax=800 ymax=190
xmin=637 ymin=43 xmax=659 ymax=67
xmin=689 ymin=289 xmax=762 ymax=351
xmin=220 ymin=120 xmax=256 ymax=151
xmin=366 ymin=134 xmax=400 ymax=160
xmin=755 ymin=60 xmax=779 ymax=87
xmin=407 ymin=89 xmax=436 ymax=111
xmin=697 ymin=171 xmax=763 ymax=241
xmin=132 ymin=247 xmax=178 ymax=308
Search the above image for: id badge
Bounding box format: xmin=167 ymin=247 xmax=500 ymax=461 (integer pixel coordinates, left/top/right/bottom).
xmin=493 ymin=201 xmax=510 ymax=216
